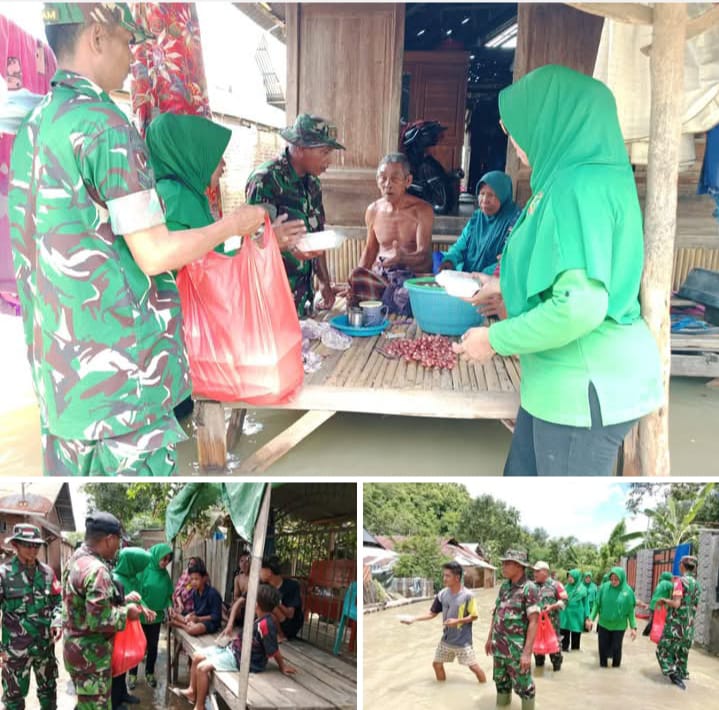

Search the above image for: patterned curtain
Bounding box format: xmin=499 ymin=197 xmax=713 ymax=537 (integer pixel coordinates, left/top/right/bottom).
xmin=0 ymin=15 xmax=57 ymax=311
xmin=131 ymin=2 xmax=222 ymax=216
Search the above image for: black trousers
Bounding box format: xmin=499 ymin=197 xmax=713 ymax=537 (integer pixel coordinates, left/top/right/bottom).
xmin=111 ymin=674 xmax=128 ymax=709
xmin=130 ymin=622 xmax=162 ymax=676
xmin=561 ymin=629 xmax=581 ymax=651
xmin=534 ymin=651 xmax=563 ymax=668
xmin=598 ymin=625 xmax=626 ymax=667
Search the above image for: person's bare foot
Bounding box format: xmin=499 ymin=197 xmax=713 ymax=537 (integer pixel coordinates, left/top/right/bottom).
xmin=169 ymin=686 xmax=194 ymax=704
xmin=277 ymin=632 xmax=288 ymax=644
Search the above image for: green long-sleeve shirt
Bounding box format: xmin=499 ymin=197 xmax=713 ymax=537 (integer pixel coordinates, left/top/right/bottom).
xmin=489 ymin=269 xmax=662 ymax=426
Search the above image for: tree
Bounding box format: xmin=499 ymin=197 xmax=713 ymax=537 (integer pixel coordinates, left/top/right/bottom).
xmin=393 ymin=536 xmax=453 ymax=592
xmin=364 ymin=483 xmax=472 ymax=537
xmin=457 ymin=494 xmax=523 ymax=561
xmin=598 ymin=520 xmax=643 ymax=573
xmin=639 ymin=483 xmax=716 ymax=549
xmin=626 ymin=483 xmax=719 ymax=524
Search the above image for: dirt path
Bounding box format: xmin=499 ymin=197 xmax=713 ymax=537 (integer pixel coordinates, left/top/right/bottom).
xmin=364 ymin=589 xmax=719 ymax=709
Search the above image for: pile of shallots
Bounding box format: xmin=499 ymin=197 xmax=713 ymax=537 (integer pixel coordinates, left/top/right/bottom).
xmin=384 ymin=334 xmax=457 ymax=370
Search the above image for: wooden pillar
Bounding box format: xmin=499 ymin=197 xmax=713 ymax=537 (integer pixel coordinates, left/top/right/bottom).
xmin=195 ymin=401 xmax=227 ymax=472
xmin=639 ymin=4 xmax=688 ymax=475
xmin=237 ymin=484 xmax=272 ymax=708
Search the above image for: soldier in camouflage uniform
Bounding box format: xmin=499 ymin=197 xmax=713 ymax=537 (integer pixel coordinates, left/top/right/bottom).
xmin=532 ymin=560 xmax=567 ymax=672
xmin=245 ymin=113 xmax=345 ymax=316
xmin=63 ymin=512 xmax=144 ymax=709
xmin=655 ymin=555 xmax=701 ymax=690
xmin=485 ymin=549 xmax=540 ymax=710
xmin=0 ymin=524 xmax=62 ymax=710
xmin=8 ymin=4 xmax=264 ymax=476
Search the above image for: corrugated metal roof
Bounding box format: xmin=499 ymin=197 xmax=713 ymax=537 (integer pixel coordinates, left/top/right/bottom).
xmin=0 ymin=482 xmax=75 ymax=531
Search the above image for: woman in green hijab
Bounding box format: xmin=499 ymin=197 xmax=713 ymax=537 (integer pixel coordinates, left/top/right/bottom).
xmin=584 ymin=571 xmax=599 ymax=609
xmin=111 ymin=547 xmax=153 ymax=710
xmin=590 ymin=566 xmax=637 ymax=667
xmin=559 ymin=569 xmax=589 ymax=651
xmin=129 ymin=543 xmax=174 ymax=689
xmin=641 ymin=571 xmax=674 ymax=636
xmin=453 ymin=64 xmax=662 ymax=476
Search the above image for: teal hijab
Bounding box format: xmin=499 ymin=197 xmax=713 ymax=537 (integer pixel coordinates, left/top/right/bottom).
xmin=497 ymin=64 xmax=644 ymax=324
xmin=146 ymin=113 xmax=231 ymax=230
xmin=465 ymin=171 xmax=520 ymax=272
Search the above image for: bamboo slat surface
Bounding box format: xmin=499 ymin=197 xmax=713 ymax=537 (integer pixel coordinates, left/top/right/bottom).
xmin=222 ymin=313 xmax=521 ymax=420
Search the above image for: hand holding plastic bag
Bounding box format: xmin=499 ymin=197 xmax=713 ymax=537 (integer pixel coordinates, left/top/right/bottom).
xmin=177 ymin=214 xmax=303 ymax=403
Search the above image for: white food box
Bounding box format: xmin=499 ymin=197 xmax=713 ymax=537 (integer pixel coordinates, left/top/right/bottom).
xmin=296 ymin=229 xmax=347 ymax=252
xmin=435 ymin=270 xmax=481 ymax=298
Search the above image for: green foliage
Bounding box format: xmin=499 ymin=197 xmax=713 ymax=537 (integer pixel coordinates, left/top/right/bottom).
xmin=82 ymin=482 xmax=214 ymax=541
xmin=626 ymin=483 xmax=719 ymax=524
xmin=458 ymin=494 xmax=522 ymax=560
xmin=364 ymin=483 xmax=471 ymax=536
xmin=393 ymin=535 xmax=453 ymax=592
xmin=638 ymin=483 xmax=716 ymax=549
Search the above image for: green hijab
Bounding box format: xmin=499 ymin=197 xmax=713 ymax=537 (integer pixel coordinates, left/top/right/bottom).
xmin=497 ymin=64 xmax=644 ymax=324
xmin=649 ymin=571 xmax=674 ymax=611
xmin=597 ymin=566 xmax=635 ymax=623
xmin=112 ymin=547 xmax=152 ymax=597
xmin=140 ymin=542 xmax=175 ymax=619
xmin=146 ymin=113 xmax=231 ymax=231
xmin=566 ymin=569 xmax=587 ymax=603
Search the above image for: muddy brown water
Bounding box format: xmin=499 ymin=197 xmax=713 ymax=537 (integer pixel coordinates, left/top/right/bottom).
xmin=1 ymin=314 xmax=718 ymax=476
xmin=24 ymin=628 xmax=197 ymax=709
xmin=364 ymin=588 xmax=719 ymax=709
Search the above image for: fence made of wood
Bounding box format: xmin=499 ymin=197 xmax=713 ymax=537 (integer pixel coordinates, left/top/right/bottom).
xmin=176 ymin=537 xmax=231 ymax=602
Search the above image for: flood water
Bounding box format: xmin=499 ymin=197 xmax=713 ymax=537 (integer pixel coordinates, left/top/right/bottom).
xmin=26 ymin=628 xmax=192 ymax=709
xmin=1 ymin=314 xmax=718 ymax=476
xmin=364 ymin=588 xmax=719 ymax=709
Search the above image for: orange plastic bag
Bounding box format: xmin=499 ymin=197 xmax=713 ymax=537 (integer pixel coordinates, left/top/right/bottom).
xmin=177 ymin=214 xmax=303 ymax=403
xmin=650 ymin=605 xmax=667 ymax=644
xmin=111 ymin=618 xmax=146 ymax=677
xmin=533 ymin=611 xmax=560 ymax=655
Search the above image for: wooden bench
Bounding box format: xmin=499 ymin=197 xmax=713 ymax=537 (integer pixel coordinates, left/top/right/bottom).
xmin=170 ymin=627 xmax=356 ymax=710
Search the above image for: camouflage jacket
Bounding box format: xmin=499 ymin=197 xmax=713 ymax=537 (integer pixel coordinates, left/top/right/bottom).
xmin=0 ymin=556 xmax=62 ymax=654
xmin=245 ymin=148 xmax=325 ymax=314
xmin=665 ymin=574 xmax=701 ymax=641
xmin=62 ymin=544 xmax=126 ymax=640
xmin=8 ymin=70 xmax=191 ymax=442
xmin=535 ymin=579 xmax=564 ymax=629
xmin=491 ymin=576 xmax=540 ymax=659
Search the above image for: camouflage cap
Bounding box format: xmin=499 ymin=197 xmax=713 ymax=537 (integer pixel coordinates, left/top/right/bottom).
xmin=533 ymin=560 xmax=550 ymax=572
xmin=6 ymin=523 xmax=46 ymax=546
xmin=280 ymin=113 xmax=345 ymax=150
xmin=500 ymin=549 xmax=530 ymax=566
xmin=42 ymin=3 xmax=154 ymax=44
xmin=680 ymin=555 xmax=698 ymax=568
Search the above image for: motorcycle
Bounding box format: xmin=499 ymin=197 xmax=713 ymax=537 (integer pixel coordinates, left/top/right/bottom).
xmin=400 ymin=120 xmax=464 ymax=215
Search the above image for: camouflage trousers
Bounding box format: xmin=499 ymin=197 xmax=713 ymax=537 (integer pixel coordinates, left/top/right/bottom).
xmin=69 ymin=670 xmax=112 ymax=710
xmin=493 ymin=654 xmax=536 ymax=699
xmin=42 ymin=433 xmax=178 ymax=476
xmin=1 ymin=645 xmax=58 ymax=710
xmin=656 ymin=635 xmax=691 ymax=679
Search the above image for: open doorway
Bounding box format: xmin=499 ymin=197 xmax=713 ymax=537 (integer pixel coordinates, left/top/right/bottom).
xmin=402 ymin=3 xmax=517 ymax=197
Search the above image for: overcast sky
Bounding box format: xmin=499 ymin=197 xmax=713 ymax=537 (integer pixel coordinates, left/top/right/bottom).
xmin=459 ymin=479 xmax=661 ymax=546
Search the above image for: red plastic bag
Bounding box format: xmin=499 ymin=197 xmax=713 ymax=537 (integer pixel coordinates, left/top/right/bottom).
xmin=533 ymin=611 xmax=560 ymax=655
xmin=177 ymin=214 xmax=303 ymax=403
xmin=650 ymin=605 xmax=667 ymax=644
xmin=111 ymin=618 xmax=146 ymax=677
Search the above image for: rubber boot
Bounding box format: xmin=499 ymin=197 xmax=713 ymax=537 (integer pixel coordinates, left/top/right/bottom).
xmin=496 ymin=692 xmax=512 ymax=706
xmin=521 ymin=698 xmax=536 ymax=710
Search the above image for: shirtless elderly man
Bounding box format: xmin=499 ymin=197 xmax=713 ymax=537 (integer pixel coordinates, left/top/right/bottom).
xmin=348 ymin=153 xmax=434 ymax=313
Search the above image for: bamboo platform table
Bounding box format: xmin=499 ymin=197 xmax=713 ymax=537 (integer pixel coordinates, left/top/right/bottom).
xmin=169 ymin=628 xmax=356 ymax=710
xmin=194 ymin=314 xmax=521 ymax=472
